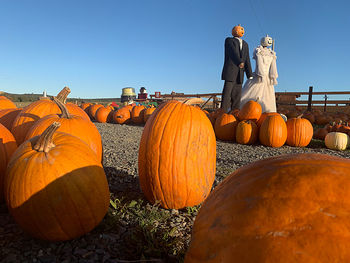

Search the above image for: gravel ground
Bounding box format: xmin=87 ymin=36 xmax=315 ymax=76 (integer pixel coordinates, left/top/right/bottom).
xmin=1 ymin=122 xmax=350 ymax=263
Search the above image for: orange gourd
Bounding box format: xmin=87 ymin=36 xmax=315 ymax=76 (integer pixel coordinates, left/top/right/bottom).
xmin=256 ymin=112 xmax=280 ymax=128
xmin=238 ymin=100 xmax=262 ymax=122
xmin=138 ymin=100 xmax=216 ymax=209
xmin=185 ymin=153 xmax=350 ymax=262
xmin=113 ymin=107 xmax=131 ymax=124
xmin=143 ymin=107 xmax=156 ymax=123
xmin=0 ymin=96 xmax=17 ymax=109
xmin=5 ymin=122 xmax=110 ymax=241
xmin=66 ymin=103 xmax=90 ymax=121
xmin=131 ymin=105 xmax=146 ymax=124
xmin=232 ymin=24 xmax=244 ymax=38
xmin=0 ymin=108 xmax=22 ymax=131
xmin=259 ymin=114 xmax=287 ymax=147
xmin=88 ymin=104 xmax=104 ymax=120
xmin=95 ymin=107 xmax=112 ymax=123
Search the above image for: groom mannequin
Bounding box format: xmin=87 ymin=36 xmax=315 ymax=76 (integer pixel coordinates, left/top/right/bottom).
xmin=221 ymin=24 xmax=253 ymax=112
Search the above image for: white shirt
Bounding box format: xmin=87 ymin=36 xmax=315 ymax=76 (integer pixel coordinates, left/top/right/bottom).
xmin=234 ymin=37 xmax=242 ymax=50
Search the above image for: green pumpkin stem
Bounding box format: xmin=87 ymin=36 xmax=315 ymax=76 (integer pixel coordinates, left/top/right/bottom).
xmin=55 ymin=86 xmax=71 ymax=103
xmin=33 ymin=122 xmax=61 ymax=153
xmin=53 ymin=97 xmax=71 ymax=119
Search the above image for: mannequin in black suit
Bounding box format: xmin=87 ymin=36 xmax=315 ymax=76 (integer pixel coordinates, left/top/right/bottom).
xmin=221 ymin=25 xmax=253 ymax=112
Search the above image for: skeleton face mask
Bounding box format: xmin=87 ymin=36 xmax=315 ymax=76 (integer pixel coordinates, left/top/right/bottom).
xmin=260 ymin=36 xmax=273 ymax=47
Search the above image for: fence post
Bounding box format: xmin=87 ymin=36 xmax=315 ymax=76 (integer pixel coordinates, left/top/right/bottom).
xmin=307 ymin=86 xmax=313 ymax=111
xmin=324 ymin=95 xmax=328 ymax=112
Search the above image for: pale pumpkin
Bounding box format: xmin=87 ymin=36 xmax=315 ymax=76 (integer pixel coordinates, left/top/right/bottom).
xmin=325 ymin=132 xmax=350 ymax=151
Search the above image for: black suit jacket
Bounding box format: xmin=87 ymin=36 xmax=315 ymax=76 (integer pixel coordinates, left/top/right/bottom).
xmin=221 ymin=37 xmax=253 ymax=84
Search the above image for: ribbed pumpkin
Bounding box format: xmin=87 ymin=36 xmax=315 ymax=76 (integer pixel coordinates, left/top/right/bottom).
xmin=65 ymin=103 xmax=90 ymax=121
xmin=259 ymin=114 xmax=287 ymax=147
xmin=4 ymin=122 xmax=110 ymax=241
xmin=238 ymin=100 xmax=262 ymax=122
xmin=256 ymin=112 xmax=280 ymax=128
xmin=236 ymin=120 xmax=258 ymax=145
xmin=0 ymin=96 xmax=17 ymax=109
xmin=112 ymin=106 xmax=131 ymax=124
xmin=214 ymin=113 xmax=238 ymax=141
xmin=325 ymin=132 xmax=350 ymax=151
xmin=131 ymin=105 xmax=146 ymax=124
xmin=95 ymin=107 xmax=112 ymax=123
xmin=143 ymin=107 xmax=156 ymax=123
xmin=0 ymin=124 xmax=17 ymax=202
xmin=25 ymin=98 xmax=103 ymax=162
xmin=138 ymin=100 xmax=216 ymax=209
xmin=11 ymin=87 xmax=70 ymax=145
xmin=185 ymin=153 xmax=350 ymax=263
xmin=0 ymin=108 xmax=22 ymax=131
xmin=80 ymin=102 xmax=92 ymax=111
xmin=88 ymin=104 xmax=104 ymax=120
xmin=286 ymin=116 xmax=313 ymax=147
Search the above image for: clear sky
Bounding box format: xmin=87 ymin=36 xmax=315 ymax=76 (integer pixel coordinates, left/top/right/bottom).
xmin=0 ymin=0 xmax=349 ymax=100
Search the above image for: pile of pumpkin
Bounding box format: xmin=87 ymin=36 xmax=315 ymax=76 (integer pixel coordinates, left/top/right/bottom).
xmin=0 ymin=87 xmax=110 ymax=241
xmin=207 ymin=100 xmax=314 ymax=148
xmin=80 ymin=102 xmax=156 ymax=124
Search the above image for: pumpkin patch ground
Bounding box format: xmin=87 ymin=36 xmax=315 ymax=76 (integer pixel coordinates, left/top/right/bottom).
xmin=1 ymin=122 xmax=350 ymax=262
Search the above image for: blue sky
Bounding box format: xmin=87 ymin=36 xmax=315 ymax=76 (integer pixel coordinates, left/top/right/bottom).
xmin=0 ymin=0 xmax=349 ymax=100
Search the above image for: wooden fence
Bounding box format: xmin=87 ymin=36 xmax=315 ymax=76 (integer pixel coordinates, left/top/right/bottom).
xmin=149 ymin=87 xmax=350 ymax=112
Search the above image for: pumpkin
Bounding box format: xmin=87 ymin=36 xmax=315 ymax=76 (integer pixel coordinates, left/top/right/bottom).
xmin=138 ymin=100 xmax=216 ymax=209
xmin=238 ymin=100 xmax=262 ymax=122
xmin=185 ymin=153 xmax=350 ymax=262
xmin=11 ymin=87 xmax=70 ymax=145
xmin=80 ymin=102 xmax=92 ymax=111
xmin=4 ymin=122 xmax=110 ymax=241
xmin=143 ymin=107 xmax=156 ymax=123
xmin=131 ymin=105 xmax=146 ymax=124
xmin=88 ymin=104 xmax=104 ymax=120
xmin=235 ymin=120 xmax=258 ymax=145
xmin=259 ymin=114 xmax=287 ymax=147
xmin=0 ymin=108 xmax=22 ymax=131
xmin=313 ymin=127 xmax=329 ymax=140
xmin=325 ymin=132 xmax=350 ymax=151
xmin=25 ymin=98 xmax=103 ymax=162
xmin=112 ymin=107 xmax=131 ymax=124
xmin=0 ymin=124 xmax=17 ymax=202
xmin=95 ymin=107 xmax=112 ymax=123
xmin=286 ymin=116 xmax=313 ymax=147
xmin=232 ymin=24 xmax=244 ymax=38
xmin=214 ymin=113 xmax=238 ymax=141
xmin=256 ymin=112 xmax=280 ymax=128
xmin=0 ymin=96 xmax=17 ymax=109
xmin=65 ymin=103 xmax=90 ymax=121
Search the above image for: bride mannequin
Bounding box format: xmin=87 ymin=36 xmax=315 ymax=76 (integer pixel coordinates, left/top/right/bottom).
xmin=240 ymin=35 xmax=278 ymax=112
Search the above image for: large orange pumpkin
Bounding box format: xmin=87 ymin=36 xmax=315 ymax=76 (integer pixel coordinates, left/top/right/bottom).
xmin=185 ymin=153 xmax=350 ymax=262
xmin=112 ymin=107 xmax=131 ymax=124
xmin=214 ymin=113 xmax=237 ymax=141
xmin=5 ymin=122 xmax=110 ymax=241
xmin=25 ymin=98 xmax=103 ymax=162
xmin=138 ymin=100 xmax=216 ymax=209
xmin=11 ymin=87 xmax=70 ymax=145
xmin=0 ymin=96 xmax=17 ymax=109
xmin=259 ymin=114 xmax=287 ymax=147
xmin=95 ymin=107 xmax=112 ymax=123
xmin=286 ymin=116 xmax=313 ymax=147
xmin=256 ymin=112 xmax=280 ymax=128
xmin=0 ymin=124 xmax=17 ymax=202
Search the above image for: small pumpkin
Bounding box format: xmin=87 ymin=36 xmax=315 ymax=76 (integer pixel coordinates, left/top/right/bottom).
xmin=113 ymin=107 xmax=132 ymax=124
xmin=259 ymin=114 xmax=287 ymax=147
xmin=238 ymin=100 xmax=262 ymax=122
xmin=131 ymin=105 xmax=146 ymax=124
xmin=232 ymin=24 xmax=244 ymax=38
xmin=325 ymin=132 xmax=350 ymax=151
xmin=236 ymin=120 xmax=258 ymax=145
xmin=214 ymin=113 xmax=238 ymax=141
xmin=143 ymin=107 xmax=156 ymax=123
xmin=95 ymin=107 xmax=112 ymax=123
xmin=5 ymin=122 xmax=110 ymax=241
xmin=286 ymin=115 xmax=313 ymax=147
xmin=88 ymin=104 xmax=104 ymax=120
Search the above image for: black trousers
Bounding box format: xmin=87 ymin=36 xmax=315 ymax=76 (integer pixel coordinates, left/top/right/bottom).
xmin=221 ymin=81 xmax=242 ymax=113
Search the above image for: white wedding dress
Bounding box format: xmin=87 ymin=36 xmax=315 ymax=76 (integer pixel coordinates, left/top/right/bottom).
xmin=240 ymin=45 xmax=278 ymax=112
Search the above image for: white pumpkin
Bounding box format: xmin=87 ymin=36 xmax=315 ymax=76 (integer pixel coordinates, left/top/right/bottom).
xmin=325 ymin=132 xmax=350 ymax=151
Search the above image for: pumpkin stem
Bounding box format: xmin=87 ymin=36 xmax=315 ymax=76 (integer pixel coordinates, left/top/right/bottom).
xmin=53 ymin=97 xmax=71 ymax=119
xmin=297 ymin=114 xmax=304 ymax=119
xmin=55 ymin=86 xmax=71 ymax=103
xmin=33 ymin=122 xmax=61 ymax=153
